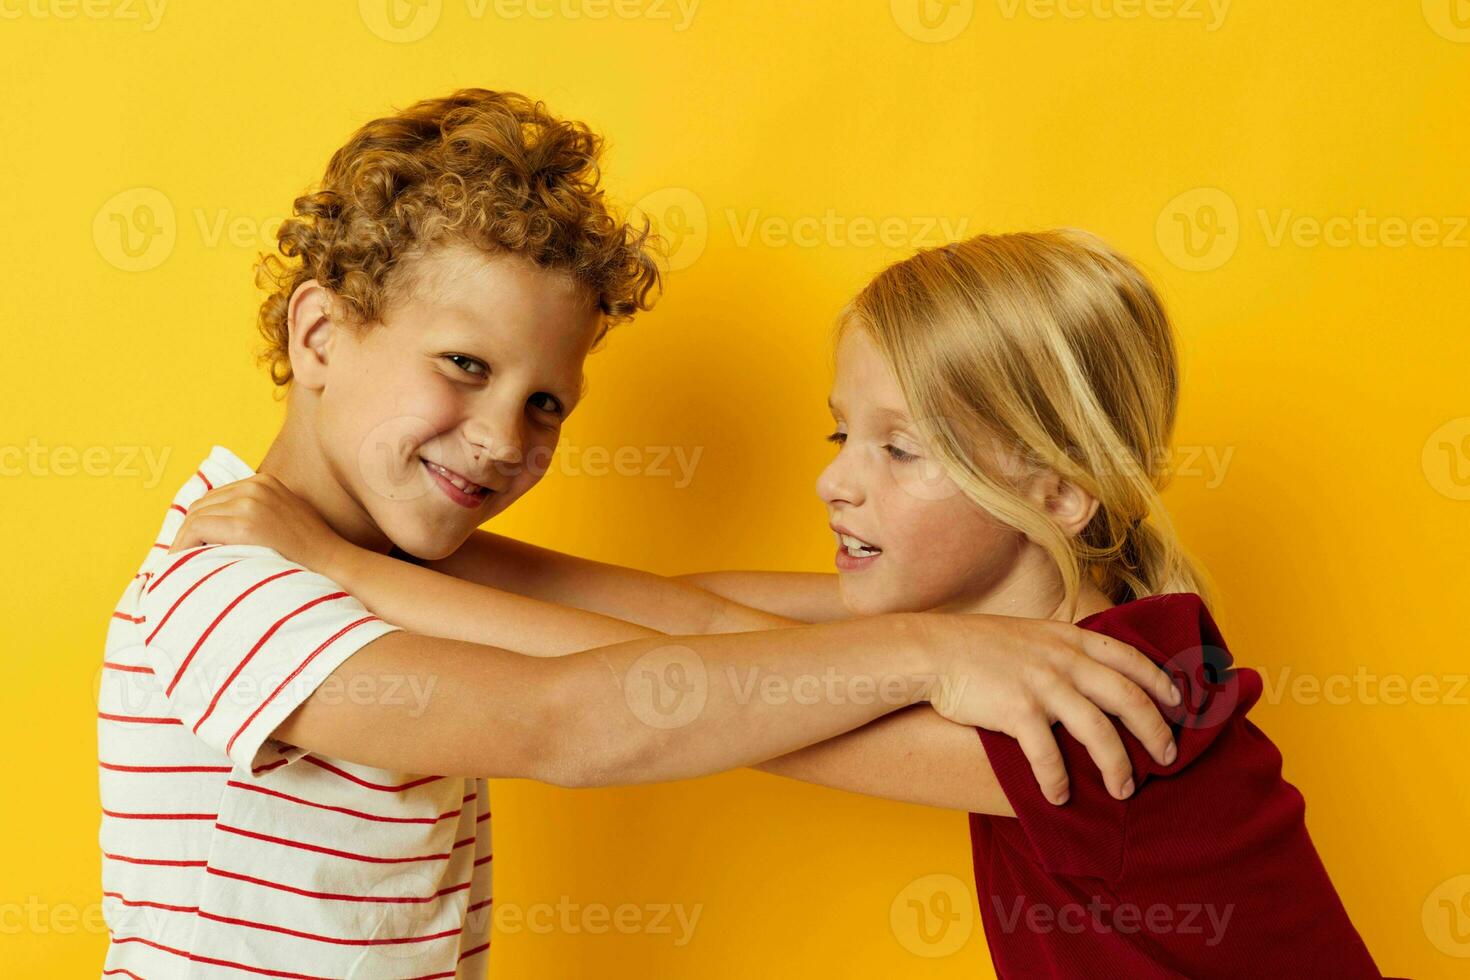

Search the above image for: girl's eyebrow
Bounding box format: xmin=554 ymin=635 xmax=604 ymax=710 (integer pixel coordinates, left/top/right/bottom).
xmin=828 ymin=396 xmax=912 ymax=425
xmin=874 ymin=406 xmax=914 ymax=424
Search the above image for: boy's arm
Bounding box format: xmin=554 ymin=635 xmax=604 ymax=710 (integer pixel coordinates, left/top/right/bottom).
xmin=671 ymin=570 xmax=849 ymax=623
xmin=753 ymin=706 xmax=1014 ymax=814
xmin=274 ymin=610 xmax=1179 ymax=807
xmin=275 ymin=615 xmax=945 ymax=788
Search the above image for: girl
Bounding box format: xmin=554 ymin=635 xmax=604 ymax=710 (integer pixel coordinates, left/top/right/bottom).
xmin=176 ymin=230 xmax=1383 ymax=977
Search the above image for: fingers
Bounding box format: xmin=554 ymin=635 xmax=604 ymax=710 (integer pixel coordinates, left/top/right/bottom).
xmin=1046 ymin=687 xmax=1137 ymax=801
xmin=1015 ymin=719 xmax=1071 ymax=806
xmin=1081 ymin=631 xmax=1181 ymax=707
xmin=165 ymin=486 xmax=252 ymax=552
xmin=1070 ymin=659 xmax=1177 ymax=768
xmin=169 ymin=514 xmax=219 ymax=553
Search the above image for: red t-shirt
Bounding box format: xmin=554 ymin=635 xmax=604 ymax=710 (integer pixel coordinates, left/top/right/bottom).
xmin=970 ymin=593 xmax=1383 ymax=979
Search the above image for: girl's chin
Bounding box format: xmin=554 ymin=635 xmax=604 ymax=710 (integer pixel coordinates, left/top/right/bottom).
xmin=838 ymin=583 xmax=909 ymax=618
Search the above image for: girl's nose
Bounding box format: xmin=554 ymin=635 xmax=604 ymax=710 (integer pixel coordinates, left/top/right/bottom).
xmin=816 ymin=453 xmax=863 ymax=507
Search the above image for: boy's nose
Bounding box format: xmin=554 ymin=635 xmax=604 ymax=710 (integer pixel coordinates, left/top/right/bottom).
xmin=462 ymin=415 xmax=524 ymax=479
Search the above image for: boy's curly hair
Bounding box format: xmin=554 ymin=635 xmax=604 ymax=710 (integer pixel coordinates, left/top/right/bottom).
xmin=255 ymin=89 xmax=661 ymax=385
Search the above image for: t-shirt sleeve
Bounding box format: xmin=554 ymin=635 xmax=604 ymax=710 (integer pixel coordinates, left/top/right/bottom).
xmin=976 ymin=723 xmax=1138 ymax=881
xmin=132 ymin=544 xmax=401 ymax=771
xmin=975 ymin=611 xmax=1253 ymax=883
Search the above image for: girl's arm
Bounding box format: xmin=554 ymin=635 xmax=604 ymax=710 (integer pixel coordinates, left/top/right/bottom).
xmin=671 ymin=570 xmax=849 ymax=623
xmin=439 ymin=531 xmax=849 ymax=626
xmin=172 ymin=475 xmax=789 ymax=646
xmin=173 ymin=475 xmax=1180 ymax=806
xmin=430 ymin=529 xmax=795 ymax=632
xmin=326 ymin=544 xmax=667 ymax=654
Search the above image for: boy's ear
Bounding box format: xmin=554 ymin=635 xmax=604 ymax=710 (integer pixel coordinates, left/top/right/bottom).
xmin=1029 ymin=470 xmax=1101 ymax=539
xmin=286 ymin=281 xmax=341 ymax=390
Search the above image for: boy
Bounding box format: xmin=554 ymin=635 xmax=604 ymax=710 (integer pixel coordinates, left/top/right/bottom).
xmin=99 ymin=89 xmax=1178 ymax=978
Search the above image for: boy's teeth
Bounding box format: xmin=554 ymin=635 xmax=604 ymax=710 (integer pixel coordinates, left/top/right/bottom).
xmin=428 ymin=461 xmax=482 ymax=494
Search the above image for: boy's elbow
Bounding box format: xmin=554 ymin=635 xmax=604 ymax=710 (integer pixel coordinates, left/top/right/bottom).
xmin=518 ymin=665 xmax=657 ymax=789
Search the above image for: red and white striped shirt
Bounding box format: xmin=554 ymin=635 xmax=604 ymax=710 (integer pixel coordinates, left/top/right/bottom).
xmin=98 ymin=446 xmax=493 ymax=979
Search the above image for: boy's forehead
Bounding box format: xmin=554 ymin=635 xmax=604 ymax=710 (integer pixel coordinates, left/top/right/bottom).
xmin=393 ymin=243 xmax=580 ymax=306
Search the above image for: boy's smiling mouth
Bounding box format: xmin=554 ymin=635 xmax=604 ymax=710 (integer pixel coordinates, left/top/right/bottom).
xmin=422 ymin=458 xmax=493 ymax=509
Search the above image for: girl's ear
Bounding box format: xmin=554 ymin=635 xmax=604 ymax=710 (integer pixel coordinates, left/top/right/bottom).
xmin=285 ymin=281 xmax=340 ymax=391
xmin=1031 ymin=470 xmax=1101 ymax=539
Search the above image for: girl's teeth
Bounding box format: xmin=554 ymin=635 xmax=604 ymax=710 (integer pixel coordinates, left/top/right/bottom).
xmin=836 ymin=532 xmax=881 ymax=556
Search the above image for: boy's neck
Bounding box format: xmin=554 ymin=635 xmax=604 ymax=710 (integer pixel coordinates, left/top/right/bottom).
xmin=256 ymin=408 xmax=396 ymax=556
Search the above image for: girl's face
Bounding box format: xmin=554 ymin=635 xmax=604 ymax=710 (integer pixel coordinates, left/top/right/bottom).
xmin=816 ymin=328 xmax=1026 ymax=616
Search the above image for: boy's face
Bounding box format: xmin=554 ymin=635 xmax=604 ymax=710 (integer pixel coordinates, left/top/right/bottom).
xmin=816 ymin=328 xmax=1023 ymax=616
xmin=315 ymin=244 xmax=601 ymax=559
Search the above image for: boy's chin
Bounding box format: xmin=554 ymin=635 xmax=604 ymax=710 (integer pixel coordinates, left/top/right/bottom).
xmin=377 ymin=513 xmax=479 ymax=562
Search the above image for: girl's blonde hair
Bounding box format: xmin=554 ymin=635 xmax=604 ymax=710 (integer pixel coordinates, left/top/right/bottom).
xmin=841 ymin=229 xmax=1212 ymax=616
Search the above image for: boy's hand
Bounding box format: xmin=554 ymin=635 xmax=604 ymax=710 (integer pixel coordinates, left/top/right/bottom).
xmin=168 ymin=473 xmax=350 ymax=577
xmin=923 ymin=614 xmax=1181 ymax=805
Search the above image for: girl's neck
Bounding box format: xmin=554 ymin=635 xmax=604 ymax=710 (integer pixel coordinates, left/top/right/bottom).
xmin=937 ymin=546 xmax=1115 ymax=624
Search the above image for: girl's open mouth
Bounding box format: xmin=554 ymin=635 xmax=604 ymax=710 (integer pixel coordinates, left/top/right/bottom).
xmin=833 ymin=530 xmax=882 ymax=571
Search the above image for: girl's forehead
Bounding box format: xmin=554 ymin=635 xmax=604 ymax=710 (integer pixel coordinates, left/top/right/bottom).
xmin=832 ymin=331 xmax=912 ymax=422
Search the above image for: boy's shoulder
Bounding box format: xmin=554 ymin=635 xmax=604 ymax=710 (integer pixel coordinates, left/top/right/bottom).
xmin=132 ymin=444 xmax=255 ymax=572
xmin=119 ymin=446 xmax=399 ymax=771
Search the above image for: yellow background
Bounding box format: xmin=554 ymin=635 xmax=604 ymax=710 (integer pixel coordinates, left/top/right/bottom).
xmin=3 ymin=0 xmax=1467 ymax=975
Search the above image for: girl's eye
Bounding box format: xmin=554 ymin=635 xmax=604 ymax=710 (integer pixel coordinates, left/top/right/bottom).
xmin=825 ymin=431 xmax=847 ymax=446
xmin=445 ymin=354 xmax=488 ymax=378
xmin=529 ymin=392 xmax=564 ymax=416
xmin=885 ymin=444 xmax=917 ymax=463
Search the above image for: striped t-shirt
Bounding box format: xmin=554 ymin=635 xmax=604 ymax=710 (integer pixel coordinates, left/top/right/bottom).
xmin=98 ymin=445 xmax=493 ymax=979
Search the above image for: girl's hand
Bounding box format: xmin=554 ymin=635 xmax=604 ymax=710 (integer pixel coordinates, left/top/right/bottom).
xmin=168 ymin=473 xmax=350 ymax=578
xmin=924 ymin=614 xmax=1182 ymax=805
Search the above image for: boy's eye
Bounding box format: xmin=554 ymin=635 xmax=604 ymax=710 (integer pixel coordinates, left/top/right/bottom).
xmin=884 ymin=444 xmax=917 ymax=463
xmin=529 ymin=392 xmax=564 ymax=416
xmin=825 ymin=431 xmax=847 ymax=446
xmin=445 ymin=354 xmax=488 ymax=378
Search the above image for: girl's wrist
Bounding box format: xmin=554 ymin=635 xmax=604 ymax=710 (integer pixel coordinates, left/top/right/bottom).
xmin=316 ymin=536 xmax=362 ymax=588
